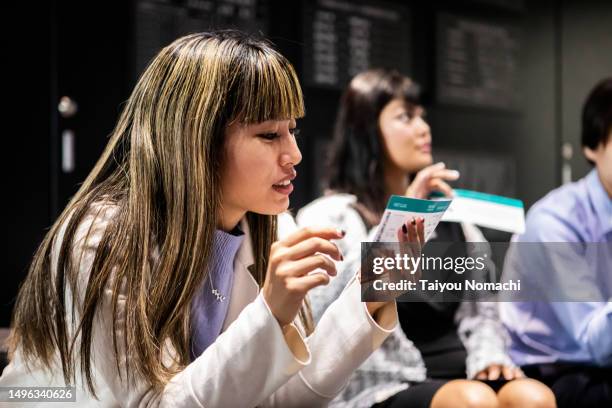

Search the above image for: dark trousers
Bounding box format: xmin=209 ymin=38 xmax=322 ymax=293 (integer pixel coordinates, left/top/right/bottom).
xmin=522 ymin=363 xmax=612 ymax=408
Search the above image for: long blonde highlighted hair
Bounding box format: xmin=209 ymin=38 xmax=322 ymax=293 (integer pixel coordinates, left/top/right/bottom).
xmin=8 ymin=30 xmax=309 ymax=397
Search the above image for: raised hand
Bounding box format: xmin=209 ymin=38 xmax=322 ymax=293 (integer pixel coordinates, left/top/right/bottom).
xmin=405 ymin=162 xmax=459 ymax=199
xmin=364 ymin=217 xmax=425 ymax=314
xmin=262 ymin=227 xmax=344 ymax=327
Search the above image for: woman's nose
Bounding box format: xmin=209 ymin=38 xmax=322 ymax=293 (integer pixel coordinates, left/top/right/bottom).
xmin=415 ymin=117 xmax=431 ymax=139
xmin=280 ymin=134 xmax=302 ymax=167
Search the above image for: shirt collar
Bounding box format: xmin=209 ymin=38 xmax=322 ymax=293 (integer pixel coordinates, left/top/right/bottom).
xmin=213 ymin=227 xmax=245 ymax=261
xmin=586 ymin=168 xmax=612 ymax=236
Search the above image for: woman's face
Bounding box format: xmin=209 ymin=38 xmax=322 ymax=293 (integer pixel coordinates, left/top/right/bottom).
xmin=221 ymin=118 xmax=302 ymax=223
xmin=378 ymin=98 xmax=432 ymax=173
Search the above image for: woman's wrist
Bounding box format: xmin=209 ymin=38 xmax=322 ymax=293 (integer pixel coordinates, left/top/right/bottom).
xmin=365 ymin=301 xmax=387 ymax=316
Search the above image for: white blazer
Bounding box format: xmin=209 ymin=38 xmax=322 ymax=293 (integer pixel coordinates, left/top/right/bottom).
xmin=0 ymin=202 xmax=397 ymax=407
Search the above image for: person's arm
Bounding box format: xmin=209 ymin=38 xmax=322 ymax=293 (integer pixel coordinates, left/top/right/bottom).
xmin=261 ymin=273 xmax=397 ymax=407
xmin=456 ymin=223 xmax=518 ymax=380
xmin=548 ymin=301 xmax=612 ymax=366
xmin=69 ymin=206 xmax=310 ymax=407
xmin=511 ymin=208 xmax=612 ymax=365
xmin=296 ymin=203 xmax=369 ymax=322
xmin=263 ymin=211 xmax=399 ymax=407
xmin=456 ymin=301 xmax=517 ymax=379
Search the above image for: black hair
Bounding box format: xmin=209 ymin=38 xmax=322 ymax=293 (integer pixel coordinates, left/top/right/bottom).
xmin=326 ymin=68 xmax=421 ymax=217
xmin=582 ymin=77 xmax=612 ymax=163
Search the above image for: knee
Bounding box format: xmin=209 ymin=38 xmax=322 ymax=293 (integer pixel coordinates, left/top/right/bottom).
xmin=432 ymin=380 xmax=499 ymax=408
xmin=498 ymin=378 xmax=556 ymax=408
xmin=459 ymin=381 xmax=499 ymax=408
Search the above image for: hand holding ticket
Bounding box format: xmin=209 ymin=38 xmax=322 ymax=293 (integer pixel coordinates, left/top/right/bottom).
xmin=360 ymin=211 xmax=425 ymax=304
xmin=373 ymin=195 xmax=452 ymax=242
xmin=366 ymin=195 xmax=450 ymax=289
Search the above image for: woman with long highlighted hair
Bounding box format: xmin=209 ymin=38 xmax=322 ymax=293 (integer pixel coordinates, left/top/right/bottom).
xmin=0 ymin=32 xmax=414 ymax=407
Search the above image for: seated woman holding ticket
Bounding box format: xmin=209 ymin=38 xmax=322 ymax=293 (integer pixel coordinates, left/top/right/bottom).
xmin=297 ymin=69 xmax=555 ymax=408
xmin=0 ymin=32 xmax=419 ymax=407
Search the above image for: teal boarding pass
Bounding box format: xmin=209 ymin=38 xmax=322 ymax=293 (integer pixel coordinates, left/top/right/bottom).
xmin=441 ymin=189 xmax=525 ymax=234
xmin=373 ymin=195 xmax=452 ymax=242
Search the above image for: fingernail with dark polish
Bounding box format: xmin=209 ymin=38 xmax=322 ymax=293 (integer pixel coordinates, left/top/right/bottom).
xmin=412 ymin=218 xmax=416 ymax=225
xmin=402 ymin=224 xmax=408 ymax=234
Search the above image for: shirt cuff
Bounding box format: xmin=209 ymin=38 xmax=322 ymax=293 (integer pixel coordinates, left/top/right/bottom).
xmin=259 ymin=293 xmax=312 ymax=367
xmin=354 ymin=273 xmax=398 ymax=345
xmin=297 ymin=274 xmax=397 ymax=398
xmin=585 ymin=302 xmax=612 ymax=366
xmin=362 ymin=299 xmax=397 ymax=333
xmin=466 ymin=352 xmax=515 ymax=380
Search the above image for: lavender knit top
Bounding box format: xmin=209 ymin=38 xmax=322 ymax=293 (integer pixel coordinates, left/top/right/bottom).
xmin=190 ymin=228 xmax=244 ymax=361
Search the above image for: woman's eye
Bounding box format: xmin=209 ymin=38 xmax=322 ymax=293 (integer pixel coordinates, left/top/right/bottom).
xmin=397 ymin=112 xmax=411 ymax=122
xmin=257 ymin=128 xmax=300 ymax=141
xmin=258 ymin=132 xmax=279 ymax=140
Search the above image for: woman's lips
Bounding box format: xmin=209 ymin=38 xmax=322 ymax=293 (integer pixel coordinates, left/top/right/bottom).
xmin=273 ymin=170 xmax=296 ymax=195
xmin=420 ymin=144 xmax=432 ymax=153
xmin=272 ymin=182 xmax=294 ymax=195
